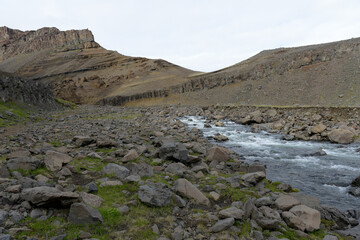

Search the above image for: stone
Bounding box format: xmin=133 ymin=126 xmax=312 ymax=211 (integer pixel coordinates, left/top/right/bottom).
xmin=0 ymin=235 xmax=11 ymax=240
xmin=209 ymin=191 xmax=220 ymax=201
xmin=0 ymin=166 xmax=10 ymax=178
xmin=351 ymin=176 xmax=360 ymax=187
xmin=0 ymin=210 xmax=8 ymax=224
xmin=21 ymin=186 xmax=79 ymax=207
xmin=44 ymin=151 xmax=72 ymax=172
xmin=79 ymin=192 xmax=103 ymax=208
xmin=102 ymin=163 xmax=129 ymax=179
xmin=213 ymin=134 xmax=229 ymax=142
xmin=165 ymin=162 xmax=187 ymax=176
xmin=311 ymin=124 xmax=327 ymax=134
xmin=281 ymin=211 xmax=306 ymax=231
xmin=219 ymin=207 xmax=245 ymax=219
xmin=275 ymin=195 xmax=301 ymax=211
xmin=253 ymin=230 xmax=264 ymax=240
xmin=159 ymin=141 xmax=188 ymax=162
xmin=121 ymin=149 xmax=139 ymax=162
xmin=328 ymin=129 xmax=354 ymax=144
xmin=290 ymin=193 xmax=320 ymax=208
xmin=138 ymin=182 xmax=171 ymax=207
xmin=206 ymin=146 xmax=230 ymax=162
xmin=172 ymin=194 xmax=187 ymax=208
xmin=87 ymin=152 xmax=102 ymax=159
xmin=68 ymin=203 xmax=103 ymax=225
xmin=174 ymin=178 xmax=210 ymax=206
xmin=244 ymin=198 xmax=256 ymax=219
xmin=30 ymin=209 xmax=44 ymax=219
xmin=73 ymin=136 xmax=95 ymax=147
xmin=125 ymin=162 xmax=154 ymax=178
xmin=9 ymin=211 xmax=23 ymax=223
xmin=6 ymin=157 xmax=41 ymax=170
xmin=289 ymin=205 xmax=321 ymax=232
xmin=86 ymin=182 xmax=98 ymax=193
xmin=49 ymin=234 xmax=66 ymax=240
xmin=117 ymin=205 xmax=129 ymax=214
xmin=241 ymin=171 xmax=266 ymax=185
xmin=255 ymin=197 xmax=273 ymax=207
xmin=99 ymin=180 xmax=123 ymax=187
xmin=317 ymin=205 xmax=350 ymax=230
xmin=323 ymin=235 xmax=338 ymax=240
xmin=210 ymin=218 xmax=235 ymax=232
xmin=125 ymin=175 xmax=141 ymax=183
xmin=252 ymin=206 xmax=281 ymax=230
xmin=35 ymin=174 xmax=49 ymax=183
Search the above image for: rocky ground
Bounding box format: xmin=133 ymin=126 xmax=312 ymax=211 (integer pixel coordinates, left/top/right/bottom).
xmin=0 ymin=105 xmax=358 ymax=240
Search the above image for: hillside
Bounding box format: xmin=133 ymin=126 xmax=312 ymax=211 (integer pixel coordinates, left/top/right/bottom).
xmin=0 ymin=27 xmax=196 ymax=104
xmin=123 ymin=37 xmax=360 ymax=107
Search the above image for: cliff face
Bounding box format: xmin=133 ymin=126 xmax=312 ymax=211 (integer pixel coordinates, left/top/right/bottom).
xmin=0 ymin=71 xmax=55 ymax=107
xmin=0 ymin=27 xmax=195 ymax=104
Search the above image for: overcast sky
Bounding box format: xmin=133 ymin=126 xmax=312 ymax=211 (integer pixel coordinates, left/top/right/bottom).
xmin=1 ymin=0 xmax=360 ymax=72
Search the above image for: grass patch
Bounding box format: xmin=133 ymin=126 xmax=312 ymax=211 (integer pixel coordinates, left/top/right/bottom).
xmin=221 ymin=186 xmax=259 ymax=202
xmin=9 ymin=167 xmax=51 ymax=178
xmin=264 ymin=180 xmax=282 ymax=192
xmin=49 ymin=140 xmax=62 ymax=147
xmin=96 ymin=183 xmax=139 ymax=208
xmin=70 ymin=156 xmax=105 ymax=173
xmin=238 ymin=221 xmax=251 ymax=237
xmin=0 ymin=101 xmax=33 ymax=126
xmin=55 ymin=98 xmax=77 ymax=109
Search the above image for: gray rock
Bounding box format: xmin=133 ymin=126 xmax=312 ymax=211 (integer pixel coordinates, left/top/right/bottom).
xmin=102 ymin=163 xmax=129 ymax=179
xmin=0 ymin=210 xmax=8 ymax=225
xmin=125 ymin=162 xmax=153 ymax=178
xmin=73 ymin=136 xmax=95 ymax=147
xmin=275 ymin=195 xmax=301 ymax=211
xmin=30 ymin=209 xmax=44 ymax=219
xmin=328 ymin=128 xmax=355 ymax=144
xmin=138 ymin=182 xmax=171 ymax=207
xmin=117 ymin=205 xmax=129 ymax=214
xmin=290 ymin=205 xmax=321 ymax=232
xmin=252 ymin=206 xmax=281 ymax=230
xmin=159 ymin=142 xmax=188 ymax=162
xmin=79 ymin=192 xmax=103 ymax=208
xmin=282 ymin=211 xmax=306 ymax=231
xmin=174 ymin=178 xmax=210 ymax=206
xmin=68 ymin=203 xmax=103 ymax=225
xmin=210 ymin=217 xmax=235 ymax=232
xmin=317 ymin=205 xmax=349 ymax=230
xmin=253 ymin=230 xmax=264 ymax=240
xmin=323 ymin=235 xmax=338 ymax=240
xmin=125 ymin=175 xmax=141 ymax=183
xmin=0 ymin=235 xmax=11 ymax=240
xmin=206 ymin=146 xmax=230 ymax=162
xmin=6 ymin=157 xmax=41 ymax=170
xmin=219 ymin=207 xmax=245 ymax=219
xmin=49 ymin=234 xmax=66 ymax=240
xmin=9 ymin=210 xmax=23 ymax=223
xmin=290 ymin=193 xmax=320 ymax=209
xmin=44 ymin=151 xmax=72 ymax=172
xmin=172 ymin=194 xmax=187 ymax=208
xmin=244 ymin=198 xmax=256 ymax=219
xmin=241 ymin=171 xmax=266 ymax=185
xmin=86 ymin=182 xmax=98 ymax=193
xmin=165 ymin=163 xmax=187 ymax=176
xmin=0 ymin=166 xmax=10 ymax=178
xmin=255 ymin=197 xmax=273 ymax=207
xmin=21 ymin=186 xmax=79 ymax=207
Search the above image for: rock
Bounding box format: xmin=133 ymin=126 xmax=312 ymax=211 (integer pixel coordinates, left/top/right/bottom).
xmin=44 ymin=151 xmax=72 ymax=172
xmin=117 ymin=205 xmax=129 ymax=214
xmin=125 ymin=175 xmax=141 ymax=183
xmin=165 ymin=163 xmax=187 ymax=176
xmin=125 ymin=162 xmax=154 ymax=178
xmin=121 ymin=149 xmax=139 ymax=162
xmin=328 ymin=129 xmax=354 ymax=144
xmin=252 ymin=206 xmax=281 ymax=230
xmin=86 ymin=182 xmax=98 ymax=193
xmin=102 ymin=163 xmax=129 ymax=179
xmin=255 ymin=197 xmax=273 ymax=207
xmin=213 ymin=134 xmax=229 ymax=142
xmin=8 ymin=150 xmax=30 ymax=158
xmin=138 ymin=182 xmax=171 ymax=207
xmin=6 ymin=157 xmax=41 ymax=170
xmin=174 ymin=178 xmax=210 ymax=206
xmin=87 ymin=152 xmax=102 ymax=159
xmin=210 ymin=218 xmax=235 ymax=233
xmin=79 ymin=192 xmax=103 ymax=208
xmin=30 ymin=209 xmax=44 ymax=219
xmin=206 ymin=146 xmax=230 ymax=162
xmin=351 ymin=176 xmax=360 ymax=187
xmin=241 ymin=171 xmax=266 ymax=185
xmin=253 ymin=230 xmax=264 ymax=240
xmin=172 ymin=194 xmax=187 ymax=208
xmin=21 ymin=186 xmax=79 ymax=207
xmin=289 ymin=205 xmax=321 ymax=232
xmin=312 ymin=124 xmax=327 ymax=134
xmin=243 ymin=199 xmax=256 ymax=219
xmin=0 ymin=210 xmax=8 ymax=224
xmin=317 ymin=205 xmax=350 ymax=230
xmin=99 ymin=180 xmax=122 ymax=187
xmin=159 ymin=141 xmax=188 ymax=162
xmin=277 ymin=183 xmax=292 ymax=192
xmin=209 ymin=191 xmax=220 ymax=201
xmin=281 ymin=211 xmax=306 ymax=231
xmin=219 ymin=207 xmax=245 ymax=219
xmin=275 ymin=195 xmax=301 ymax=211
xmin=290 ymin=193 xmax=320 ymax=209
xmin=0 ymin=166 xmax=10 ymax=178
xmin=323 ymin=235 xmax=338 ymax=240
xmin=0 ymin=235 xmax=11 ymax=240
xmin=68 ymin=203 xmax=103 ymax=225
xmin=73 ymin=136 xmax=95 ymax=147
xmin=9 ymin=210 xmax=23 ymax=223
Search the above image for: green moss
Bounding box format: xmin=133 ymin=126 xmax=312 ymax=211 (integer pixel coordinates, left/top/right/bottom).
xmin=50 ymin=140 xmax=62 ymax=147
xmin=71 ymin=156 xmax=105 ymax=173
xmin=55 ymin=98 xmax=77 ymax=109
xmin=221 ymin=186 xmax=259 ymax=202
xmin=264 ymin=180 xmax=282 ymax=192
xmin=96 ymin=183 xmax=139 ymax=208
xmin=238 ymin=221 xmax=252 ymax=237
xmin=0 ymin=101 xmax=33 ymax=126
xmin=321 ymin=219 xmax=336 ymax=228
xmin=9 ymin=167 xmax=51 ymax=178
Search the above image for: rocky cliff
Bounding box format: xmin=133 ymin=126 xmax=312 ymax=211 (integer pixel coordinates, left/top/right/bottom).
xmin=0 ymin=27 xmax=195 ymax=104
xmin=0 ymin=71 xmax=55 ymax=107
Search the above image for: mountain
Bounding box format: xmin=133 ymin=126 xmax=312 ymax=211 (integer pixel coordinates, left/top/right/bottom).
xmin=149 ymin=37 xmax=360 ymax=107
xmin=0 ymin=26 xmax=196 ymax=104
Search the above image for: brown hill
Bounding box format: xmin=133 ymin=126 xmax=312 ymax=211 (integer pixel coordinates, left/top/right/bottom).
xmin=0 ymin=26 xmax=196 ymax=104
xmin=130 ymin=37 xmax=360 ymax=107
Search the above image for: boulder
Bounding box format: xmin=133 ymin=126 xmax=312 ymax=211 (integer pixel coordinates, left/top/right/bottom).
xmin=125 ymin=162 xmax=153 ymax=178
xmin=0 ymin=209 xmax=8 ymax=224
xmin=289 ymin=205 xmax=321 ymax=232
xmin=311 ymin=124 xmax=327 ymax=134
xmin=21 ymin=186 xmax=79 ymax=207
xmin=255 ymin=197 xmax=273 ymax=207
xmin=159 ymin=141 xmax=188 ymax=162
xmin=241 ymin=171 xmax=266 ymax=185
xmin=252 ymin=206 xmax=281 ymax=230
xmin=351 ymin=176 xmax=360 ymax=187
xmin=73 ymin=136 xmax=95 ymax=147
xmin=44 ymin=151 xmax=72 ymax=172
xmin=317 ymin=205 xmax=350 ymax=230
xmin=165 ymin=163 xmax=187 ymax=176
xmin=6 ymin=157 xmax=41 ymax=170
xmin=281 ymin=211 xmax=306 ymax=231
xmin=210 ymin=218 xmax=235 ymax=233
xmin=102 ymin=163 xmax=129 ymax=179
xmin=206 ymin=146 xmax=230 ymax=162
xmin=68 ymin=203 xmax=103 ymax=224
xmin=219 ymin=207 xmax=245 ymax=219
xmin=213 ymin=134 xmax=229 ymax=142
xmin=121 ymin=149 xmax=139 ymax=162
xmin=328 ymin=129 xmax=354 ymax=144
xmin=79 ymin=192 xmax=103 ymax=208
xmin=174 ymin=178 xmax=210 ymax=206
xmin=275 ymin=195 xmax=301 ymax=211
xmin=138 ymin=182 xmax=171 ymax=207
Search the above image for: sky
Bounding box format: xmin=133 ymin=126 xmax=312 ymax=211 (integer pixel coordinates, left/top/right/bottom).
xmin=1 ymin=0 xmax=360 ymax=72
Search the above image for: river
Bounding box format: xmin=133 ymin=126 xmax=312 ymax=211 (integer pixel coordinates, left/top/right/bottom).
xmin=181 ymin=116 xmax=360 ymax=212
